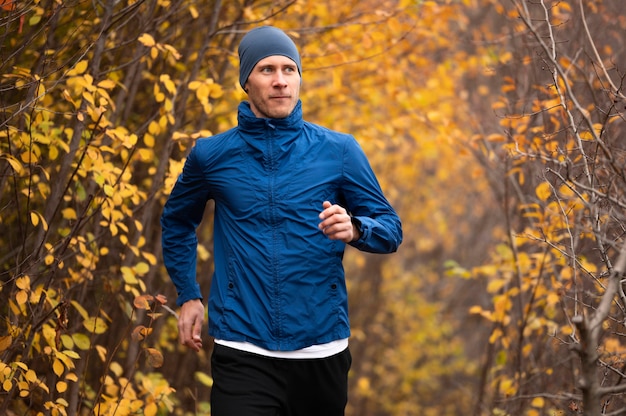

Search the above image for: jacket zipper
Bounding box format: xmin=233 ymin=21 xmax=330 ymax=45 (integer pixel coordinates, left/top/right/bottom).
xmin=266 ymin=121 xmax=283 ymax=343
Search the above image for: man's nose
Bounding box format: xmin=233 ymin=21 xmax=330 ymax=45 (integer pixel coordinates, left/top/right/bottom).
xmin=273 ymin=71 xmax=288 ymax=86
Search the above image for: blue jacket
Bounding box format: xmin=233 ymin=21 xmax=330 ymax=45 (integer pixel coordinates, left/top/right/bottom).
xmin=161 ymin=100 xmax=402 ymax=351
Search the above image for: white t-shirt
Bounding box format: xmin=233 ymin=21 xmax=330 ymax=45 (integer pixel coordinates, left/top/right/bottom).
xmin=215 ymin=338 xmax=349 ymax=359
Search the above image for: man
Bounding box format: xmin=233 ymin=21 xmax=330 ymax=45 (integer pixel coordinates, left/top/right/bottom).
xmin=161 ymin=26 xmax=402 ymax=416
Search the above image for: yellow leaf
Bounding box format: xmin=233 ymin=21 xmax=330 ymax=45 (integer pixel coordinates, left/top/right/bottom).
xmin=63 ymin=350 xmax=81 ymax=360
xmin=15 ymin=275 xmax=30 ymax=290
xmin=62 ymin=208 xmax=77 ymax=220
xmin=71 ymin=300 xmax=90 ymax=320
xmin=38 ymin=380 xmax=51 ymax=393
xmin=499 ymin=377 xmax=517 ymax=395
xmin=580 ymin=258 xmax=597 ymax=274
xmin=127 ymin=399 xmax=142 ymax=412
xmin=3 ymin=379 xmax=12 ymax=392
xmin=148 ymin=120 xmax=160 ymax=135
xmin=1 ymin=154 xmax=23 ymax=174
xmin=592 ymin=123 xmax=603 ymax=133
xmin=72 ymin=333 xmax=91 ymax=350
xmin=30 ymin=211 xmax=39 ymax=227
xmin=53 ymin=359 xmax=64 ymax=377
xmin=558 ymin=184 xmax=575 ymax=198
xmin=486 ymin=278 xmax=506 ymax=294
xmin=141 ymin=252 xmax=157 ymax=266
xmin=103 ymin=184 xmax=114 ymax=197
xmin=531 ymin=397 xmax=545 ymax=408
xmin=84 ymin=317 xmax=108 ymax=334
xmin=194 ymin=371 xmax=213 ymax=387
xmin=134 ymin=262 xmax=150 ymax=276
xmin=135 ymin=148 xmax=152 ymax=162
xmin=579 ymin=130 xmax=594 ymax=141
xmin=42 ymin=324 xmax=56 ymax=347
xmin=30 ymin=211 xmax=48 ymax=231
xmin=499 ymin=51 xmax=512 ymax=64
xmin=489 ymin=327 xmax=503 ymax=344
xmin=29 ymin=14 xmax=42 ymax=26
xmin=16 ymin=290 xmax=28 ymax=305
xmin=546 ymin=292 xmax=559 ymax=306
xmin=35 ymin=82 xmax=45 ymax=97
xmin=56 ymin=381 xmax=68 ymax=393
xmin=535 ymin=182 xmax=552 ymax=201
xmin=20 ymin=149 xmax=39 ymax=164
xmin=60 ymin=334 xmax=73 ymax=349
xmin=138 ymin=33 xmax=156 ymax=47
xmin=67 ymin=60 xmax=88 ymax=76
xmin=208 ymin=83 xmax=223 ymax=99
xmin=96 ymin=345 xmax=107 ymax=362
xmin=603 ymin=338 xmax=621 ymax=353
xmin=25 ymin=369 xmax=37 ymax=383
xmin=143 ymin=134 xmax=155 ymax=148
xmin=122 ymin=267 xmax=139 ymax=284
xmin=97 ymin=79 xmax=116 ymax=89
xmin=162 ymin=44 xmax=181 ymax=60
xmin=356 ymin=376 xmax=371 ymax=393
xmin=51 ymin=352 xmax=72 ymax=370
xmin=160 ymin=74 xmax=176 ymax=95
xmin=172 ymin=131 xmax=189 ymax=140
xmin=144 ymin=402 xmax=158 ymax=416
xmin=164 ymin=98 xmax=173 ymax=112
xmin=469 ymin=305 xmax=483 ymax=314
xmin=0 ymin=336 xmax=12 ymax=352
xmin=109 ymin=361 xmax=123 ymax=377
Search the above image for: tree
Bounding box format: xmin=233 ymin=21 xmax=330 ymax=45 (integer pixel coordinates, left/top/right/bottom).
xmin=1 ymin=0 xmax=494 ymax=414
xmin=465 ymin=1 xmax=626 ymax=414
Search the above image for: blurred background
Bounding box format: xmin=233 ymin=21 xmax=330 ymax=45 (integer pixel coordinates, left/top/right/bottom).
xmin=2 ymin=1 xmax=626 ymax=415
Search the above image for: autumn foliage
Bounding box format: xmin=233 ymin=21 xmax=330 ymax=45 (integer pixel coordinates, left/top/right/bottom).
xmin=2 ymin=0 xmax=626 ymax=415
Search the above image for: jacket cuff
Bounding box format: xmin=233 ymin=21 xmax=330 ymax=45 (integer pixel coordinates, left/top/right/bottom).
xmin=349 ymin=216 xmax=368 ymax=248
xmin=176 ymin=285 xmax=203 ymax=307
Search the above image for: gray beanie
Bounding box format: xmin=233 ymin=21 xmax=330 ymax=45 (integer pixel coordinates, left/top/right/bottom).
xmin=238 ymin=26 xmax=302 ymax=89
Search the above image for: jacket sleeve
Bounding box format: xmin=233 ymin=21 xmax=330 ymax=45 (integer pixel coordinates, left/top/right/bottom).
xmin=160 ymin=146 xmax=211 ymax=306
xmin=341 ymin=136 xmax=403 ymax=254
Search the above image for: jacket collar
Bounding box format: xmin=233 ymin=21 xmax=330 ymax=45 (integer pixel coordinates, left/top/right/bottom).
xmin=237 ymin=100 xmax=304 ymax=134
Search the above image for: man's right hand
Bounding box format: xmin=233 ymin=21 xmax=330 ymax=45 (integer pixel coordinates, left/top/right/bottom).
xmin=178 ymin=299 xmax=204 ymax=352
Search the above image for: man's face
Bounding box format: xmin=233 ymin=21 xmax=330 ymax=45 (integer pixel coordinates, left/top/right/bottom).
xmin=244 ymin=55 xmax=300 ymax=119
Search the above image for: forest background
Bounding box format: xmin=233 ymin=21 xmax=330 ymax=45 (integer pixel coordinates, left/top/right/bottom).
xmin=2 ymin=0 xmax=626 ymax=415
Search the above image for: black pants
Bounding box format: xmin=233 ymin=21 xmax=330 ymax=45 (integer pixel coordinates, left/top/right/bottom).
xmin=210 ymin=343 xmax=352 ymax=416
